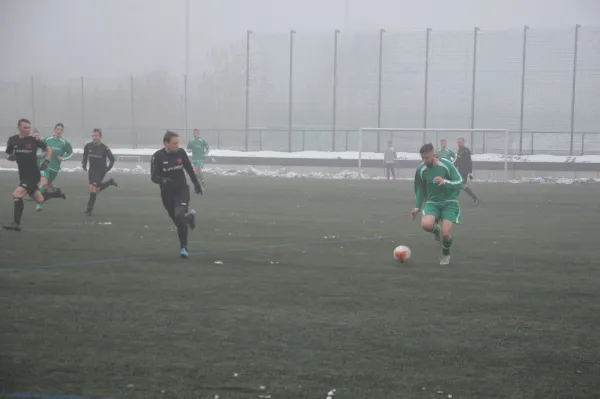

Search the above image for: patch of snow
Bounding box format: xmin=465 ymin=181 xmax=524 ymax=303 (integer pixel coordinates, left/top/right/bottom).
xmin=2 ymin=146 xmax=600 ymax=163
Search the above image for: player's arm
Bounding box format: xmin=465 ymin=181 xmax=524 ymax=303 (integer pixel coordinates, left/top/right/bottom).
xmin=440 ymin=160 xmax=464 ymax=190
xmin=450 ymin=149 xmax=456 ymax=163
xmin=414 ymin=170 xmax=426 ymax=210
xmin=38 ymin=139 xmax=52 ymax=170
xmin=61 ymin=140 xmax=74 ymax=161
xmin=82 ymin=144 xmax=89 ymax=170
xmin=465 ymin=148 xmax=473 ymax=174
xmin=4 ymin=137 xmax=15 ymax=160
xmin=186 ymin=140 xmax=193 ymax=151
xmin=150 ymin=152 xmax=170 ymax=185
xmin=204 ymin=140 xmax=210 ymax=156
xmin=105 ymin=147 xmax=115 ymax=171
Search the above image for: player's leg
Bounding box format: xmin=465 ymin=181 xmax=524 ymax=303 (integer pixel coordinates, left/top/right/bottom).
xmin=196 ymin=160 xmax=206 ymax=188
xmin=3 ymin=186 xmax=28 ymax=231
xmin=37 ymin=170 xmax=60 ymax=211
xmin=172 ymin=186 xmax=196 ymax=258
xmin=36 ymin=172 xmax=50 ymax=211
xmin=461 ymin=172 xmax=479 ymax=204
xmin=421 ymin=202 xmax=441 ymax=241
xmin=391 ymin=166 xmax=396 ymax=180
xmin=98 ymin=176 xmax=118 ymax=192
xmin=386 ymin=165 xmax=390 ymax=180
xmin=438 ymin=201 xmax=461 ymax=265
xmin=84 ymin=171 xmax=101 ymax=215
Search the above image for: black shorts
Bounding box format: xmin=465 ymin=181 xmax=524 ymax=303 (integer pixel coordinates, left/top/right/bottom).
xmin=19 ymin=174 xmax=41 ymax=196
xmin=161 ymin=184 xmax=190 ymax=213
xmin=89 ymin=169 xmax=107 ymax=186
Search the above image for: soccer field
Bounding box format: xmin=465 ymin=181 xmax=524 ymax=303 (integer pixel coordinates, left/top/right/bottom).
xmin=1 ymin=172 xmax=599 ymax=399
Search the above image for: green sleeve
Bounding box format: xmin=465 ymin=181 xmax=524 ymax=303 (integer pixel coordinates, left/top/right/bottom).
xmin=450 ymin=149 xmax=456 ymax=162
xmin=443 ymin=159 xmax=464 ymax=190
xmin=186 ymin=140 xmax=192 ymax=150
xmin=204 ymin=140 xmax=210 ymax=155
xmin=62 ymin=140 xmax=74 ymax=160
xmin=414 ymin=168 xmax=426 ymax=209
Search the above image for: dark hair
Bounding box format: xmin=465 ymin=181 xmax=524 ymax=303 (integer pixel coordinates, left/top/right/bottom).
xmin=440 ymin=138 xmax=447 ymax=142
xmin=193 ymin=129 xmax=199 ymax=133
xmin=54 ymin=123 xmax=64 ymax=129
xmin=18 ymin=118 xmax=31 ymax=127
xmin=419 ymin=143 xmax=435 ymax=154
xmin=163 ymin=130 xmax=179 ymax=144
xmin=92 ymin=128 xmax=102 ymax=136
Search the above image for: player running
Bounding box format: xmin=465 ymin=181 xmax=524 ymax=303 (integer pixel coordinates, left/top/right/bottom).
xmin=186 ymin=129 xmax=209 ymax=188
xmin=36 ymin=123 xmax=73 ymax=211
xmin=411 ymin=143 xmax=463 ymax=265
xmin=3 ymin=119 xmax=67 ymax=231
xmin=82 ymin=128 xmax=117 ymax=215
xmin=436 ymin=139 xmax=455 ymax=162
xmin=151 ymin=131 xmax=202 ymax=259
xmin=455 ymin=137 xmax=480 ymax=205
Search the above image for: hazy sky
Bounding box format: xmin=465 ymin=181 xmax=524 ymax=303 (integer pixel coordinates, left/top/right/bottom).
xmin=1 ymin=0 xmax=598 ymax=78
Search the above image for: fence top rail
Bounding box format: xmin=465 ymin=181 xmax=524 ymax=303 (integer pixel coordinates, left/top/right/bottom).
xmin=359 ymin=128 xmax=508 ymax=132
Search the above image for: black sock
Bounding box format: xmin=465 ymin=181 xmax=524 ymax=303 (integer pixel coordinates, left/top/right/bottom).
xmin=177 ymin=223 xmax=188 ymax=249
xmin=87 ymin=192 xmax=97 ymax=210
xmin=42 ymin=190 xmax=62 ymax=201
xmin=464 ymin=187 xmax=478 ymax=201
xmin=98 ymin=180 xmax=112 ymax=191
xmin=14 ymin=198 xmax=24 ymax=225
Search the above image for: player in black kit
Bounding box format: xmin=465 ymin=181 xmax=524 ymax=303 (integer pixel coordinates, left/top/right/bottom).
xmin=455 ymin=137 xmax=480 ymax=205
xmin=82 ymin=128 xmax=118 ymax=215
xmin=3 ymin=118 xmax=66 ymax=231
xmin=151 ymin=130 xmax=203 ymax=259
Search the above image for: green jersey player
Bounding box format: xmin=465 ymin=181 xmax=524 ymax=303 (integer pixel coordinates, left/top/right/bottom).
xmin=186 ymin=129 xmax=210 ymax=187
xmin=411 ymin=143 xmax=463 ymax=265
xmin=36 ymin=123 xmax=73 ymax=211
xmin=436 ymin=139 xmax=455 ymax=162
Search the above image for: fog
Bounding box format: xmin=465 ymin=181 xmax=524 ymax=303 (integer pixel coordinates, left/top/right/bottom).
xmin=1 ymin=0 xmax=597 ymax=77
xmin=1 ymin=0 xmax=599 ymax=154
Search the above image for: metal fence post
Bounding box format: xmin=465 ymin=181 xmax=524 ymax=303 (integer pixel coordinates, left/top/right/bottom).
xmin=81 ymin=76 xmax=85 ymax=141
xmin=288 ymin=30 xmax=296 ymax=152
xmin=184 ymin=74 xmax=189 ymax=143
xmin=332 ymin=29 xmax=340 ymax=152
xmin=30 ymin=76 xmax=36 ymax=126
xmin=569 ymin=24 xmax=581 ymax=156
xmin=518 ymin=26 xmax=529 ymax=155
xmin=130 ymin=75 xmax=136 ymax=149
xmin=377 ymin=28 xmax=385 ymax=152
xmin=245 ymin=30 xmax=252 ymax=151
xmin=470 ymin=27 xmax=479 ymax=147
xmin=423 ymin=28 xmax=431 ymax=144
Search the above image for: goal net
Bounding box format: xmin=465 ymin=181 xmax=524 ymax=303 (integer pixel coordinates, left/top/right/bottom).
xmin=358 ymin=128 xmax=511 ymax=181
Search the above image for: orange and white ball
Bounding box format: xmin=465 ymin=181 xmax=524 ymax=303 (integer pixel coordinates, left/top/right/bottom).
xmin=393 ymin=245 xmax=411 ymax=263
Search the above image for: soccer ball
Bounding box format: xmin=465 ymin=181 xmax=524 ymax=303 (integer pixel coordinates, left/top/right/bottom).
xmin=393 ymin=245 xmax=411 ymax=263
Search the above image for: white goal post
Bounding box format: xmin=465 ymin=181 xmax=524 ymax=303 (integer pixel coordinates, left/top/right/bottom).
xmin=358 ymin=128 xmax=510 ymax=181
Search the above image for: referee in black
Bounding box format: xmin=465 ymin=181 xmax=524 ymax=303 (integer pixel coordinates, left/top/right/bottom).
xmin=455 ymin=137 xmax=480 ymax=205
xmin=82 ymin=128 xmax=117 ymax=215
xmin=3 ymin=118 xmax=66 ymax=231
xmin=151 ymin=130 xmax=203 ymax=259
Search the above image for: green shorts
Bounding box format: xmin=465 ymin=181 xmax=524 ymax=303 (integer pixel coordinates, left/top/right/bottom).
xmin=40 ymin=169 xmax=59 ymax=184
xmin=192 ymin=160 xmax=205 ymax=169
xmin=422 ymin=200 xmax=461 ymax=224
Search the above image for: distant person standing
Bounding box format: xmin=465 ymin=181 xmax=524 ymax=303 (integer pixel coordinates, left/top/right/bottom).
xmin=186 ymin=129 xmax=210 ymax=189
xmin=455 ymin=137 xmax=480 ymax=205
xmin=436 ymin=139 xmax=455 ymax=162
xmin=384 ymin=141 xmax=397 ymax=181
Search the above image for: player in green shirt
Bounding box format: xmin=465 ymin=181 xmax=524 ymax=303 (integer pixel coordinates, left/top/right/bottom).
xmin=186 ymin=129 xmax=210 ymax=188
xmin=411 ymin=143 xmax=464 ymax=265
xmin=36 ymin=123 xmax=73 ymax=211
xmin=436 ymin=139 xmax=455 ymax=162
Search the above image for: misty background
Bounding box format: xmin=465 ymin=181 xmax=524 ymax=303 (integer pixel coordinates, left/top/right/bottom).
xmin=0 ymin=0 xmax=599 ymax=154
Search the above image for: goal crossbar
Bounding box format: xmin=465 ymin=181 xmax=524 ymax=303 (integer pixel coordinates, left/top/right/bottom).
xmin=358 ymin=127 xmax=509 ymax=181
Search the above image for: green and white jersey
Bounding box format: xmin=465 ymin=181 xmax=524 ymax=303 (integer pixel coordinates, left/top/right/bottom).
xmin=39 ymin=136 xmax=73 ymax=171
xmin=414 ymin=158 xmax=463 ymax=209
xmin=186 ymin=138 xmax=210 ymax=161
xmin=436 ymin=148 xmax=455 ymax=162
